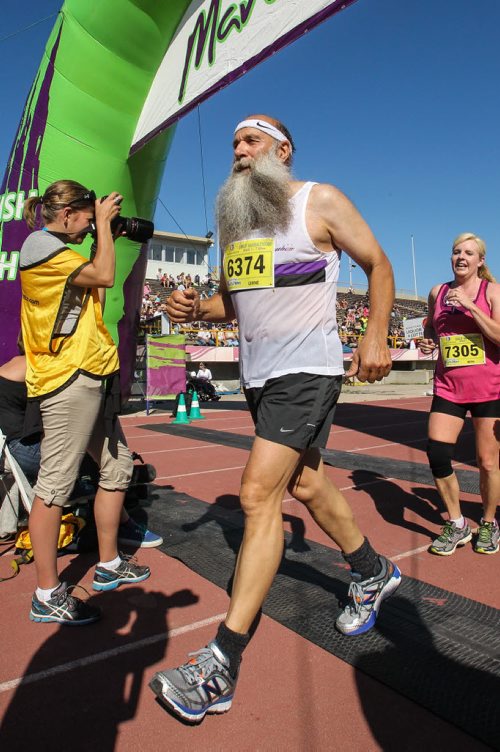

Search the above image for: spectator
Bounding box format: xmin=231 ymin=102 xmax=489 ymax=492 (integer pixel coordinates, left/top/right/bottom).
xmin=196 ymin=328 xmax=215 ymax=346
xmin=196 ymin=362 xmax=212 ymax=381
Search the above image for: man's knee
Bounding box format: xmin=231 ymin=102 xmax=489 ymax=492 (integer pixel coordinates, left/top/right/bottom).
xmin=239 ymin=479 xmax=281 ymax=517
xmin=426 ymin=439 xmax=455 ymax=478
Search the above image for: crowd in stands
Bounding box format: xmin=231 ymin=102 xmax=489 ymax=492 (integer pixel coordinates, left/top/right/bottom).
xmin=156 ymin=269 xmax=216 ymax=291
xmin=337 ymin=292 xmax=427 ymax=348
xmin=140 ymin=280 xmax=427 ymax=350
xmin=140 ymin=272 xmax=218 ymax=322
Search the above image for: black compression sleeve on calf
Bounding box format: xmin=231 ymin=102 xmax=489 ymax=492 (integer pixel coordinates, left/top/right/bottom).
xmin=342 ymin=537 xmax=381 ymax=580
xmin=426 ymin=439 xmax=455 ymax=479
xmin=215 ymin=622 xmax=250 ymax=678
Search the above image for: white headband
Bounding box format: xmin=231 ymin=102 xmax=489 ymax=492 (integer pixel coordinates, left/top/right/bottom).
xmin=234 ymin=119 xmax=288 ymax=143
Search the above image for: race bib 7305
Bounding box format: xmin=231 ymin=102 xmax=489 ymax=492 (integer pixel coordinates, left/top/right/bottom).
xmin=439 ymin=333 xmax=485 ymax=368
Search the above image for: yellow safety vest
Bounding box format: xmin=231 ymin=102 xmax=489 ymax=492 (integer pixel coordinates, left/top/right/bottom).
xmin=20 ymin=247 xmax=119 ymax=398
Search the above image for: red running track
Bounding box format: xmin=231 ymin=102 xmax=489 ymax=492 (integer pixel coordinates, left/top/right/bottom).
xmin=0 ymin=396 xmax=493 ymax=751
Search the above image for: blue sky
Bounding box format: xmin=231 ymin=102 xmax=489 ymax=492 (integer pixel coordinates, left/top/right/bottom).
xmin=2 ymin=1 xmax=500 ymax=298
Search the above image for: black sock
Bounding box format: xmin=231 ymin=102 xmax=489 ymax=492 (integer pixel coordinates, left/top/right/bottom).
xmin=214 ymin=622 xmax=250 ymax=678
xmin=342 ymin=537 xmax=381 ymax=580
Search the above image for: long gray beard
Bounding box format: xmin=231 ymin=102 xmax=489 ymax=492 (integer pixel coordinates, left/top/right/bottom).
xmin=216 ymin=150 xmax=292 ymax=250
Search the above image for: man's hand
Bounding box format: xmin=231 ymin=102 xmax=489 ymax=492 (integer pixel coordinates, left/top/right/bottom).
xmin=345 ymin=335 xmax=392 ymax=383
xmin=166 ymin=287 xmax=201 ymax=323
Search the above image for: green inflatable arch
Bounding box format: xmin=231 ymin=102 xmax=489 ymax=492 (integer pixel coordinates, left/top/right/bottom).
xmin=0 ymin=1 xmax=188 ymax=395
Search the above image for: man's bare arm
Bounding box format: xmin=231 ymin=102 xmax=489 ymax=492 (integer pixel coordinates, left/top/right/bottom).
xmin=310 ymin=184 xmax=394 ymax=381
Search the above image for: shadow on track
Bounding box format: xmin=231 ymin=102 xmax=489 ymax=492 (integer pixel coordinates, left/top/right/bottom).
xmin=355 ymin=594 xmax=496 ymax=751
xmin=0 ymin=585 xmax=197 ymax=752
xmin=349 ymin=469 xmax=484 ymax=537
xmin=333 ymin=403 xmax=476 ymax=462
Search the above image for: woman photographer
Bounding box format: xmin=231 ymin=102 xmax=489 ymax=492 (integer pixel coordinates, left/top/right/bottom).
xmin=20 ymin=180 xmax=150 ymax=625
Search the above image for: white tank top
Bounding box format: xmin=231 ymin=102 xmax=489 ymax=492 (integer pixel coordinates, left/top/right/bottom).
xmin=230 ymin=181 xmax=344 ymax=387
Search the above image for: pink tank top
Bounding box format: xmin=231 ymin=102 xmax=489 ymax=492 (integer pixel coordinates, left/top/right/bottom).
xmin=433 ymin=279 xmax=500 ymax=402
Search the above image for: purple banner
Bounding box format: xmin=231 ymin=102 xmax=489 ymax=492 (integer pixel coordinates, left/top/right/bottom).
xmin=146 ymin=334 xmax=186 ymax=400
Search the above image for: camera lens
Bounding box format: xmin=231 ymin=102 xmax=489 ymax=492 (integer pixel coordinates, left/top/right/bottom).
xmin=125 ymin=217 xmax=155 ymax=244
xmin=110 ymin=215 xmax=154 ymax=244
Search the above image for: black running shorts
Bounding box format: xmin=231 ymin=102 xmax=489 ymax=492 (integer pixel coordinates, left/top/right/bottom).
xmin=244 ymin=373 xmax=343 ymax=449
xmin=431 ymin=394 xmax=500 ymax=419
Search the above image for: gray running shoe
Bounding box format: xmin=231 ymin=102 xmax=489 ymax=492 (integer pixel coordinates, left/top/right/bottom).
xmin=335 ymin=556 xmax=401 ymax=635
xmin=30 ymin=582 xmax=101 ymax=625
xmin=149 ymin=641 xmax=235 ymax=722
xmin=92 ymin=555 xmax=150 ymax=591
xmin=474 ymin=519 xmax=499 ymax=555
xmin=429 ymin=521 xmax=472 ymax=555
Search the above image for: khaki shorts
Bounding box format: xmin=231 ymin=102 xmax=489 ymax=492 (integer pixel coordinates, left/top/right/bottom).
xmin=35 ymin=373 xmax=133 ymax=507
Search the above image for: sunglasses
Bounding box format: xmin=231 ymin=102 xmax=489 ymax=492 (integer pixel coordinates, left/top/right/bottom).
xmin=66 ymin=190 xmax=96 ymax=207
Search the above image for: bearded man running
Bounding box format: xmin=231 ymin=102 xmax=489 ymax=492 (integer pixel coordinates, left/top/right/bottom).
xmin=150 ymin=114 xmax=401 ymax=722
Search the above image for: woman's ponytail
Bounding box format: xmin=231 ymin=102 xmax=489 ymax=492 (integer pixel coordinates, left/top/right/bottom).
xmin=23 ymin=195 xmax=43 ymax=230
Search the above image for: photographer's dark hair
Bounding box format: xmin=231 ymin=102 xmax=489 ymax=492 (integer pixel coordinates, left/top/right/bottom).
xmin=23 ymin=179 xmax=93 ymax=230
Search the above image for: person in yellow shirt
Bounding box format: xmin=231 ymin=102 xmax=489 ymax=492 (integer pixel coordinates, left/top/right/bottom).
xmin=20 ymin=180 xmax=150 ymax=625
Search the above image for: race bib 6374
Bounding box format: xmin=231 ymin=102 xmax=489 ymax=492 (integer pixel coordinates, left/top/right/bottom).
xmin=223 ymin=238 xmax=274 ymax=291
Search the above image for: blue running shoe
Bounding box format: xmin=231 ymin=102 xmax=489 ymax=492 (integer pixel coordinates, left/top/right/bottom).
xmin=92 ymin=555 xmax=150 ymax=591
xmin=149 ymin=641 xmax=236 ymax=723
xmin=118 ymin=517 xmax=163 ymax=548
xmin=335 ymin=555 xmax=401 ymax=635
xmin=30 ymin=582 xmax=101 ymax=625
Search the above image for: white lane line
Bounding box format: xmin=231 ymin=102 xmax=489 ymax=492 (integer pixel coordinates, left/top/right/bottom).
xmin=338 ymin=477 xmax=396 ymax=491
xmin=344 ymin=427 xmax=475 ymax=454
xmin=340 ymin=398 xmax=431 ymax=409
xmin=392 ymin=544 xmax=430 ymax=561
xmin=125 ymin=426 xmax=255 ymax=441
xmin=156 ymin=466 xmax=246 ymax=480
xmin=347 ymin=438 xmax=426 ymax=452
xmin=332 ymin=418 xmax=426 ymax=435
xmin=130 ymin=444 xmax=220 ymax=454
xmin=0 ymin=612 xmax=227 ymax=694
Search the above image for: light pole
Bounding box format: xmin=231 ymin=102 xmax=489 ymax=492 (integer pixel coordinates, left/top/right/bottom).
xmin=411 ymin=234 xmax=418 ymax=299
xmin=348 ymin=258 xmax=356 ymax=291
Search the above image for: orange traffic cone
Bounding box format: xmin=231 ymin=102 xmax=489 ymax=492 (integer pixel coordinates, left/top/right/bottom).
xmin=188 ymin=390 xmax=205 ymax=420
xmin=172 ymin=393 xmax=191 ymax=424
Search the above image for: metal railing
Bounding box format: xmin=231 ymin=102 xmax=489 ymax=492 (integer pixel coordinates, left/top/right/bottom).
xmin=138 ymin=319 xmax=407 ymax=351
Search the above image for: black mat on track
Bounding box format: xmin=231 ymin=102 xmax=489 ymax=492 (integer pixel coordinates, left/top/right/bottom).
xmin=146 ymin=490 xmax=499 ymax=748
xmin=139 ymin=422 xmax=481 ymax=495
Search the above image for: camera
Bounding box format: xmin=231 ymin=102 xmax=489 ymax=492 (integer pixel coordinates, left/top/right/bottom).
xmin=89 ymin=196 xmax=154 ymax=244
